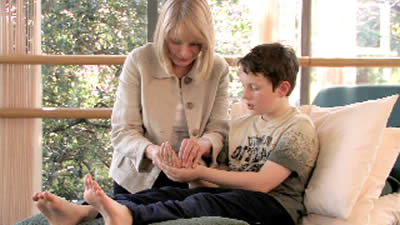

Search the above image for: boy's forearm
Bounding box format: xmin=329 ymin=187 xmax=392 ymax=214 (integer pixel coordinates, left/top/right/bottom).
xmin=197 ymin=166 xmax=264 ymax=191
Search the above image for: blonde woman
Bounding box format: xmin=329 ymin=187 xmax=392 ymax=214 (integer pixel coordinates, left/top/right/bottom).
xmin=31 ymin=1 xmax=230 ymax=224
xmin=110 ymin=0 xmax=229 ymax=195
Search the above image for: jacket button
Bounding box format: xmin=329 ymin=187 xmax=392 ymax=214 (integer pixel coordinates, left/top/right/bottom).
xmin=186 ymin=102 xmax=194 ymax=109
xmin=191 ymin=129 xmax=199 ymax=137
xmin=184 ymin=77 xmax=192 ymax=84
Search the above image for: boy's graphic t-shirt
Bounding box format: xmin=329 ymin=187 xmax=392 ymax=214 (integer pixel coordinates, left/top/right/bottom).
xmin=228 ymin=107 xmax=319 ymax=224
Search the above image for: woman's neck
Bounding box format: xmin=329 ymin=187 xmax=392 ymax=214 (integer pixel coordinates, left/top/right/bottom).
xmin=172 ymin=63 xmax=193 ymax=78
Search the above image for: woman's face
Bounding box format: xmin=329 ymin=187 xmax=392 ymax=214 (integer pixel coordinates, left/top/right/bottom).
xmin=166 ymin=31 xmax=202 ymax=70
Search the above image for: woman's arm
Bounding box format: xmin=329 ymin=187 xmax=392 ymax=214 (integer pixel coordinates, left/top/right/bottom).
xmin=111 ymin=51 xmax=154 ymax=172
xmin=198 ymin=59 xmax=230 ymax=167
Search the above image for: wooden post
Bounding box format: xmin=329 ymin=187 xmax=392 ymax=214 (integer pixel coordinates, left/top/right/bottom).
xmin=300 ymin=0 xmax=312 ymax=105
xmin=0 ymin=1 xmax=42 ymax=224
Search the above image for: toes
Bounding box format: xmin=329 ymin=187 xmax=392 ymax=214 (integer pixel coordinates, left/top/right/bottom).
xmin=33 ymin=191 xmax=54 ymax=202
xmin=43 ymin=191 xmax=52 ymax=201
xmin=84 ymin=175 xmax=91 ymax=189
xmin=32 ymin=192 xmax=40 ymax=201
xmin=45 ymin=191 xmax=58 ymax=202
xmin=84 ymin=174 xmax=105 ymax=198
xmin=85 ymin=174 xmax=95 ymax=190
xmin=86 ymin=173 xmax=93 ymax=182
xmin=93 ymin=182 xmax=103 ymax=196
xmin=38 ymin=192 xmax=45 ymax=199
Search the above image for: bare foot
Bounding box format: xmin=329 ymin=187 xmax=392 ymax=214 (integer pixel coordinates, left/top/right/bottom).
xmin=32 ymin=191 xmax=93 ymax=225
xmin=83 ymin=174 xmax=133 ymax=225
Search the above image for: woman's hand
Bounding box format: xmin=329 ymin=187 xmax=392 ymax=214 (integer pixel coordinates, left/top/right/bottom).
xmin=159 ymin=142 xmax=182 ymax=168
xmin=148 ymin=141 xmax=205 ymax=183
xmin=146 ymin=142 xmax=182 ymax=169
xmin=178 ymin=138 xmax=211 ymax=168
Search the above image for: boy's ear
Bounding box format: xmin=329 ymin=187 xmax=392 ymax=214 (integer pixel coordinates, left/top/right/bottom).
xmin=278 ymin=81 xmax=291 ymax=97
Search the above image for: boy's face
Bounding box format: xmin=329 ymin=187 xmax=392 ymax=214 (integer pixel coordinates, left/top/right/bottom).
xmin=239 ymin=67 xmax=282 ymax=116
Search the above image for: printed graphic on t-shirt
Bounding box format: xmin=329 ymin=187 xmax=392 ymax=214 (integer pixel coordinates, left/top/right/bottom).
xmin=229 ymin=135 xmax=273 ymax=172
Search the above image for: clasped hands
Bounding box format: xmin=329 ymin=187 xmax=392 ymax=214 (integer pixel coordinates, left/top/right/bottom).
xmin=152 ymin=139 xmax=205 ymax=183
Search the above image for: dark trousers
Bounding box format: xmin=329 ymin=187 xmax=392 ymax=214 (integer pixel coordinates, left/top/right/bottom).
xmin=113 ymin=171 xmax=188 ymax=195
xmin=113 ymin=186 xmax=295 ymax=225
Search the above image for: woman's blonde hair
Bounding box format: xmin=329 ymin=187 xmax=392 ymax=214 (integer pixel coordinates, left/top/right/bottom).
xmin=153 ymin=0 xmax=215 ymax=80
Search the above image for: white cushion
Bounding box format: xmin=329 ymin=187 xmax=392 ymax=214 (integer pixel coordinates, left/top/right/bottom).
xmin=369 ymin=193 xmax=400 ymax=225
xmin=302 ymin=213 xmax=353 ymax=225
xmin=300 ymin=95 xmax=398 ymax=219
xmin=361 ymin=128 xmax=400 ymax=199
xmin=301 ymin=127 xmax=400 ymax=225
xmin=350 ymin=127 xmax=400 ymax=222
xmin=303 ymin=192 xmax=400 ymax=225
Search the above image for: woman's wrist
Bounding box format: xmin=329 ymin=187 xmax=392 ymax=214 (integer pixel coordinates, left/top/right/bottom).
xmin=145 ymin=144 xmax=157 ymax=160
xmin=197 ymin=138 xmax=212 ymax=158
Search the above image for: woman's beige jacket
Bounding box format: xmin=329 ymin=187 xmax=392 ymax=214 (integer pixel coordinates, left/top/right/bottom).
xmin=109 ymin=43 xmax=230 ymax=193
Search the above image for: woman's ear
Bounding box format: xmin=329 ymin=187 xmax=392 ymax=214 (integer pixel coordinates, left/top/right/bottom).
xmin=278 ymin=81 xmax=291 ymax=97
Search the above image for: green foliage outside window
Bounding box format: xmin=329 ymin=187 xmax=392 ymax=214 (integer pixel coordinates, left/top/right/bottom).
xmin=355 ymin=0 xmax=400 ymax=84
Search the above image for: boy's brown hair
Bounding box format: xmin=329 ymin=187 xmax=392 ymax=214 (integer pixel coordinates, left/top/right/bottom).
xmin=238 ymin=43 xmax=299 ymax=96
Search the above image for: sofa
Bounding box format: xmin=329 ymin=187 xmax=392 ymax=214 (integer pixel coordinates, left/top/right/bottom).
xmin=16 ymin=85 xmax=400 ymax=225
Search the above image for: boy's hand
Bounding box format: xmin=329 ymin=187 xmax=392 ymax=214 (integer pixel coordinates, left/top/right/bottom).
xmin=159 ymin=161 xmax=203 ymax=183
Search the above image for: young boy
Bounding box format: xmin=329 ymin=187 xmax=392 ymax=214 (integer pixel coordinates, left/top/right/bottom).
xmin=32 ymin=43 xmax=319 ymax=225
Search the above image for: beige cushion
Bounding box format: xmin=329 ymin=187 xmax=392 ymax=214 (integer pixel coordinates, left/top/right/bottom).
xmin=300 ymin=95 xmax=398 ymax=219
xmin=302 ymin=127 xmax=400 ymax=225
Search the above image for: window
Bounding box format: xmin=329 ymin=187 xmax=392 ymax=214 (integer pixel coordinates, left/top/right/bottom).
xmin=310 ymin=0 xmax=400 ymax=101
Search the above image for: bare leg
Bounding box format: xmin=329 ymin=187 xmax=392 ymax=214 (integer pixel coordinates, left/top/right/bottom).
xmin=83 ymin=174 xmax=133 ymax=225
xmin=32 ymin=191 xmax=98 ymax=225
